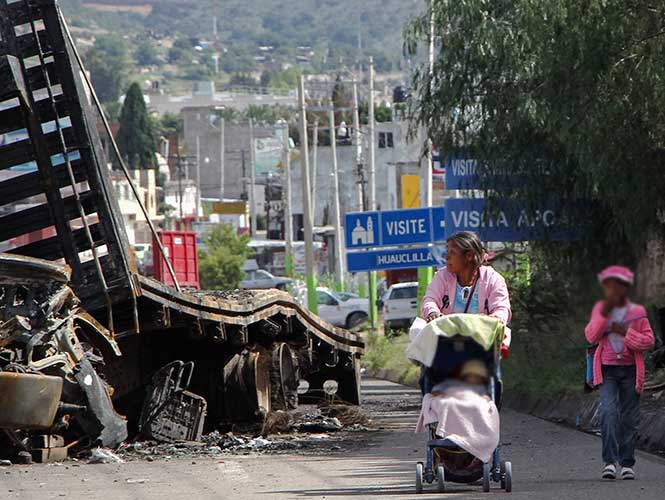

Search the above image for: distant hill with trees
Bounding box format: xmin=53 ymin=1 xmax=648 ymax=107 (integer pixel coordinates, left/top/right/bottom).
xmin=60 ymin=0 xmax=418 ymax=73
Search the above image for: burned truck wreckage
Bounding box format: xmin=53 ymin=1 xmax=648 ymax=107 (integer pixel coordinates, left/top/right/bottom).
xmin=0 ymin=0 xmax=363 ymax=463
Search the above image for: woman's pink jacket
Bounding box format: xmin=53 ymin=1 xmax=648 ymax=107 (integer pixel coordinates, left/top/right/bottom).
xmin=584 ymin=301 xmax=654 ymax=394
xmin=421 ymin=266 xmax=512 ymax=325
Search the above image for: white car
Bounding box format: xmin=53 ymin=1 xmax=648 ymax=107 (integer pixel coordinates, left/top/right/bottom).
xmin=317 ymin=288 xmax=369 ymax=329
xmin=295 ymin=287 xmax=368 ymax=329
xmin=381 ymin=282 xmax=419 ymax=332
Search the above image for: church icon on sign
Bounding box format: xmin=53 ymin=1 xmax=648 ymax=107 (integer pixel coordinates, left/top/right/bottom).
xmin=351 ymin=217 xmax=375 ymax=246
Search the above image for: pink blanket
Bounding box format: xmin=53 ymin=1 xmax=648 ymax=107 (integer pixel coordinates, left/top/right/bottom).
xmin=415 ymin=384 xmax=500 ymax=463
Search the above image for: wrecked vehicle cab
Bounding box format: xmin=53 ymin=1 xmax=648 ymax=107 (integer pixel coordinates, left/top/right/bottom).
xmin=0 ymin=254 xmax=127 ymax=463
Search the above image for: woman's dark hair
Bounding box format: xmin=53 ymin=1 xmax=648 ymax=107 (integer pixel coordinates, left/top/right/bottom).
xmin=447 ymin=231 xmax=486 ymax=268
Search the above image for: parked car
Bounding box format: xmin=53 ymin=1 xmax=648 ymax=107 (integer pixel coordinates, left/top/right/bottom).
xmin=381 ymin=282 xmax=419 ymax=332
xmin=292 ymin=287 xmax=368 ymax=328
xmin=239 ymin=269 xmax=293 ymax=290
xmin=334 ymin=291 xmax=360 ymax=302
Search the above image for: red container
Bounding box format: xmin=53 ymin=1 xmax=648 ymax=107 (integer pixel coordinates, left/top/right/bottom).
xmin=152 ymin=230 xmax=200 ymax=289
xmin=385 ymin=269 xmax=418 ymax=287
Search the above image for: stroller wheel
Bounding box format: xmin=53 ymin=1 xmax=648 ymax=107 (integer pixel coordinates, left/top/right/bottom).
xmin=503 ymin=461 xmax=513 ymax=493
xmin=415 ymin=462 xmax=424 ymax=494
xmin=437 ymin=466 xmax=446 ymax=493
xmin=500 ymin=461 xmax=506 ymax=489
xmin=482 ymin=463 xmax=491 ymax=493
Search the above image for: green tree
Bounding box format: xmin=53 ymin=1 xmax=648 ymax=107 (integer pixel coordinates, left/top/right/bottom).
xmin=405 ymin=0 xmax=665 ymax=265
xmin=158 ymin=112 xmax=184 ymax=136
xmin=199 ymin=225 xmax=254 ymax=290
xmin=116 ymin=83 xmax=157 ymax=169
xmin=85 ymin=34 xmax=130 ymax=103
xmin=375 ymin=102 xmax=392 ymax=123
xmin=135 ymin=39 xmax=160 ymax=67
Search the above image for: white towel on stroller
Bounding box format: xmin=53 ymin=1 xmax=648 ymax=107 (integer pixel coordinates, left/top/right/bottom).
xmin=415 ymin=381 xmax=500 ymax=464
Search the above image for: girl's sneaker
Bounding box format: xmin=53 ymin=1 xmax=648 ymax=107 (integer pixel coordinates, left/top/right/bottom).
xmin=621 ymin=467 xmax=636 ymax=480
xmin=602 ymin=463 xmax=617 ymax=480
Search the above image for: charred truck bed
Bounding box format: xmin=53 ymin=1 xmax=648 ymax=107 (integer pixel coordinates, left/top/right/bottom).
xmin=0 ymin=0 xmax=363 ymax=462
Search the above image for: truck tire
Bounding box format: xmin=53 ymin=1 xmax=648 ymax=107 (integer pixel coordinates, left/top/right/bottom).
xmin=270 ymin=343 xmax=298 ymax=410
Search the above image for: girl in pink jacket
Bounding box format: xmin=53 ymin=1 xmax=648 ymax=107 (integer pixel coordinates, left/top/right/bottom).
xmin=584 ymin=266 xmax=654 ymax=481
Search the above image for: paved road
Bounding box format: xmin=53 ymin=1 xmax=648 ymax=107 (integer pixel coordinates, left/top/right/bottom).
xmin=2 ymin=378 xmax=664 ymax=499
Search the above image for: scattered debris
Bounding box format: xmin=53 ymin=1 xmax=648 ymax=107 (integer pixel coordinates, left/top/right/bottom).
xmin=321 ymin=405 xmax=373 ymax=427
xmin=139 ymin=361 xmax=207 ymax=443
xmin=262 ymin=411 xmax=291 ymax=435
xmin=114 ymin=405 xmax=375 ymax=461
xmin=294 ymin=417 xmax=343 ymax=433
xmin=126 ymin=478 xmax=150 ymax=484
xmin=88 ymin=448 xmax=125 ymax=465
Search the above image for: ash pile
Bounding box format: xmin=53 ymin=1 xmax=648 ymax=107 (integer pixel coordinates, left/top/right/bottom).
xmin=115 ymin=405 xmax=374 ymax=462
xmin=0 ymin=255 xmax=127 ymax=465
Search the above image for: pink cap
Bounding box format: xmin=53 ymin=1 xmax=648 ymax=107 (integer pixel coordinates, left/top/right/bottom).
xmin=598 ymin=265 xmax=634 ymax=286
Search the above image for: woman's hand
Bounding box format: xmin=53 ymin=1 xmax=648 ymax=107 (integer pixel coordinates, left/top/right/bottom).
xmin=426 ymin=312 xmax=441 ymax=323
xmin=610 ymin=322 xmax=627 ymax=336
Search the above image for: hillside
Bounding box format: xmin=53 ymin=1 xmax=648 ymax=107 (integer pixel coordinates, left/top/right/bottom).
xmin=61 ymin=0 xmax=422 ymax=72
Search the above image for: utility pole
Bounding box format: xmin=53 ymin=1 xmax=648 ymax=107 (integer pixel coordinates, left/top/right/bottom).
xmin=367 ymin=57 xmax=378 ymax=329
xmin=177 ymin=154 xmax=184 ymax=221
xmin=418 ymin=1 xmax=436 ymax=302
xmin=195 ymin=136 xmax=202 ymax=222
xmin=298 ymin=75 xmax=318 ymax=314
xmin=219 ymin=115 xmax=225 ymax=202
xmin=169 ymin=152 xmax=196 ymax=226
xmin=352 ymin=80 xmax=364 ymax=212
xmin=328 ymin=103 xmax=345 ymax=292
xmin=248 ymin=118 xmax=256 ymax=235
xmin=280 ymin=120 xmax=294 ymax=276
xmin=311 ymin=119 xmax=318 ymax=222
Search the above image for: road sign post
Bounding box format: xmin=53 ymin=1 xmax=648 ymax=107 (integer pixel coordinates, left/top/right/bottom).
xmin=344 ymin=207 xmax=446 ymax=273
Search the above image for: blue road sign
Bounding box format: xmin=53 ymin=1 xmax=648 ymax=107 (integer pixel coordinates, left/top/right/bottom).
xmin=345 ymin=207 xmax=446 ymax=250
xmin=445 ymin=157 xmax=479 ymax=190
xmin=445 ymin=198 xmax=578 ymax=242
xmin=347 ymin=246 xmax=446 ymax=273
xmin=345 ymin=212 xmax=380 ymax=249
xmin=431 ymin=206 xmax=446 ymax=242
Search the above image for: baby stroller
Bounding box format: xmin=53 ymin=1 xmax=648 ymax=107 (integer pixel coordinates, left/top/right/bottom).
xmin=407 ymin=314 xmax=513 ymax=493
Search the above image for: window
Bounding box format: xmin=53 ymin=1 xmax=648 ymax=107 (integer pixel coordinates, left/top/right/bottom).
xmin=255 ymin=270 xmax=271 ymax=280
xmin=378 ymin=132 xmax=394 ymax=148
xmin=390 ymin=286 xmax=418 ymax=300
xmin=317 ymin=291 xmax=338 ymax=306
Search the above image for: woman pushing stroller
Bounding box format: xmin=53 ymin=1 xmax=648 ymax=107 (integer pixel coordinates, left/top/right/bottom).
xmin=408 ymin=231 xmax=513 ymax=492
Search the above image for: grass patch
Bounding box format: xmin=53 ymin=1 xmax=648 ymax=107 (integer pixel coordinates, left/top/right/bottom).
xmin=362 ymin=331 xmax=420 ymax=387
